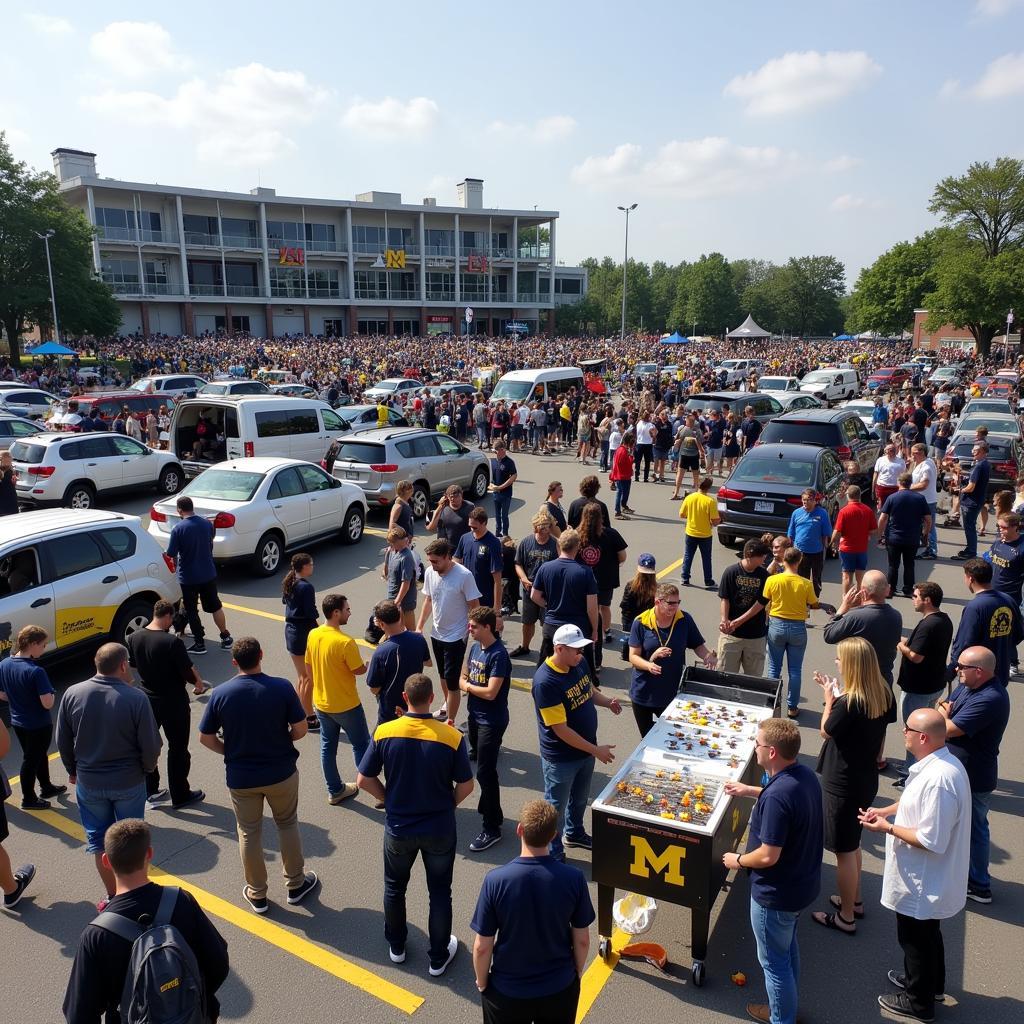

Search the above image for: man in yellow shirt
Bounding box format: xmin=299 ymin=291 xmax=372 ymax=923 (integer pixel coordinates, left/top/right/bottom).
xmin=679 ymin=476 xmax=720 ymax=589
xmin=305 ymin=593 xmax=369 ymax=804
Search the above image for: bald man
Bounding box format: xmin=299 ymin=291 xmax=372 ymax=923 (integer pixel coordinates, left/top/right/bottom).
xmin=859 ymin=709 xmax=970 ymax=1022
xmin=937 ymin=646 xmax=1009 ymax=906
xmin=823 ymin=570 xmax=903 ymax=685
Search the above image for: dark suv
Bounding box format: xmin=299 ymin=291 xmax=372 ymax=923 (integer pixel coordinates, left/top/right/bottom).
xmin=756 ymin=409 xmax=882 ymax=492
xmin=683 ymin=392 xmax=782 ymax=424
xmin=949 ymin=436 xmax=1022 ymax=499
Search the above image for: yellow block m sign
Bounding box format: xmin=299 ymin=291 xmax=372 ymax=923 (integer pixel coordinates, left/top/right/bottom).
xmin=385 ymin=248 xmax=406 ymax=269
xmin=629 ymin=836 xmax=686 ymax=887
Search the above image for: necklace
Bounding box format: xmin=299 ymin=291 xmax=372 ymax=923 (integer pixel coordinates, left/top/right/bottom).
xmin=653 ymin=613 xmax=678 ymax=647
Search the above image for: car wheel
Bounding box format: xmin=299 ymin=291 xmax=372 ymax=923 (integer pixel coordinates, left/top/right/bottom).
xmin=470 ymin=467 xmax=489 ymax=500
xmin=718 ymin=533 xmax=736 ymax=548
xmin=410 ymin=483 xmax=429 ymax=519
xmin=111 ymin=598 xmax=152 ymax=646
xmin=64 ymin=482 xmax=95 ymax=509
xmin=157 ymin=465 xmax=183 ymax=495
xmin=341 ymin=504 xmax=364 ymax=545
xmin=252 ymin=532 xmax=283 ymax=576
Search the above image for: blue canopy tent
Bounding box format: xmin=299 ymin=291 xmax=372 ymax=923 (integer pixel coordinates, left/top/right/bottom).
xmin=660 ymin=331 xmax=689 ymax=345
xmin=28 ymin=341 xmax=76 ymax=355
xmin=834 ymin=334 xmax=854 ymax=341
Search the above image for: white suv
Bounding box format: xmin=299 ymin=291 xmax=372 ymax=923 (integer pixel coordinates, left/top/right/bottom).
xmin=9 ymin=432 xmax=185 ymax=510
xmin=0 ymin=509 xmax=181 ymax=662
xmin=129 ymin=374 xmax=208 ymax=400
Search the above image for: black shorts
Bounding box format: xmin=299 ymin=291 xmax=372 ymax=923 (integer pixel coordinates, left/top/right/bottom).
xmin=431 ymin=636 xmax=467 ymax=687
xmin=521 ymin=589 xmax=545 ymax=626
xmin=680 ymin=453 xmax=700 ymax=471
xmin=823 ymin=784 xmax=878 ymax=854
xmin=285 ymin=621 xmax=316 ymax=657
xmin=181 ymin=579 xmax=222 ymax=614
xmin=597 ymin=588 xmax=614 ymax=607
xmin=0 ymin=796 xmax=8 ymax=843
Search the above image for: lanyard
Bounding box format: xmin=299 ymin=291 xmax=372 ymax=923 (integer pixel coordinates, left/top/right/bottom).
xmin=653 ymin=614 xmax=679 ymax=648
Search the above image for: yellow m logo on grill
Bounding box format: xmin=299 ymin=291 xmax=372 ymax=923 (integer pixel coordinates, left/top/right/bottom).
xmin=629 ymin=836 xmax=686 ymax=886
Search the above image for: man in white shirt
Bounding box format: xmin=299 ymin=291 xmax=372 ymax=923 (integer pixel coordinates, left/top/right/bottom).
xmin=909 ymin=443 xmax=939 ymax=559
xmin=872 ymin=443 xmax=906 ymax=513
xmin=858 ymin=708 xmax=970 ymax=1023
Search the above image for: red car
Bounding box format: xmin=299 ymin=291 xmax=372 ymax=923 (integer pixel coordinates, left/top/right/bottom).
xmin=49 ymin=392 xmax=175 ymax=430
xmin=866 ymin=367 xmax=910 ymax=392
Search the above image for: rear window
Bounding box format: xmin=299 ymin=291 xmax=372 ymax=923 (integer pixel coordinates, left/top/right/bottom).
xmin=760 ymin=422 xmax=838 ymax=447
xmin=10 ymin=441 xmax=46 ymax=464
xmin=685 ymin=398 xmax=739 ymax=415
xmin=185 ymin=470 xmax=264 ymax=501
xmin=732 ymin=456 xmax=816 ymax=487
xmin=953 ymin=442 xmax=1010 ymax=460
xmin=334 ymin=442 xmax=386 ymax=464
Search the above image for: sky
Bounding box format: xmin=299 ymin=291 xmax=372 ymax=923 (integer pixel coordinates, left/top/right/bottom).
xmin=3 ymin=0 xmax=1024 ymax=287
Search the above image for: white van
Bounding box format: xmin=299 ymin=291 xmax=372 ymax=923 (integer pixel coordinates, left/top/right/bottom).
xmin=489 ymin=367 xmax=586 ymax=406
xmin=170 ymin=396 xmax=348 ymax=477
xmin=798 ymin=368 xmax=860 ymax=405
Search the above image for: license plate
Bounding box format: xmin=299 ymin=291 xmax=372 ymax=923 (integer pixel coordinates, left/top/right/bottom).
xmin=346 ymin=470 xmax=360 ymax=479
xmin=754 ymin=500 xmax=774 ymax=513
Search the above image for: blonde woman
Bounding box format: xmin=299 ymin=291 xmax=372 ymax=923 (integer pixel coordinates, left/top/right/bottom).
xmin=810 ymin=637 xmax=893 ymax=935
xmin=763 ymin=533 xmax=789 ymax=575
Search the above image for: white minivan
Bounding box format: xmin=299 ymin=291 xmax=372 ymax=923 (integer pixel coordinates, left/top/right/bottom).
xmin=170 ymin=396 xmax=348 ymax=477
xmin=489 ymin=367 xmax=586 ymax=406
xmin=798 ymin=368 xmax=860 ymax=405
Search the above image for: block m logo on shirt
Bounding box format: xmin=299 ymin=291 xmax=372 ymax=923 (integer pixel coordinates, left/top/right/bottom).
xmin=629 ymin=836 xmax=686 ymax=887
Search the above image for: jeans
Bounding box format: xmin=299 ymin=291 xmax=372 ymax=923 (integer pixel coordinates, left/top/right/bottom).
xmin=383 ymin=830 xmax=456 ymax=966
xmin=749 ymin=899 xmax=801 ymax=1024
xmin=493 ymin=489 xmax=512 ymax=537
xmin=961 ymin=502 xmax=981 ymax=556
xmin=969 ymin=790 xmax=993 ymax=890
xmin=316 ymin=705 xmax=371 ymax=797
xmin=481 ymin=976 xmax=581 ymax=1024
xmin=476 ymin=424 xmax=488 ymax=447
xmin=886 ymin=541 xmax=918 ymax=596
xmin=682 ymin=535 xmax=713 ymax=584
xmin=541 ymin=756 xmax=594 ymax=858
xmin=13 ymin=724 xmax=54 ymax=800
xmin=76 ymin=781 xmax=148 ymax=854
xmin=145 ymin=694 xmax=193 ymax=805
xmin=613 ymin=478 xmax=631 ymax=514
xmin=599 ymin=439 xmax=610 ymax=472
xmin=895 ymin=913 xmax=945 ymax=1019
xmin=899 ymin=689 xmax=944 ymax=774
xmin=766 ymin=618 xmax=807 ymax=711
xmin=926 ymin=502 xmax=938 ymax=555
xmin=468 ymin=716 xmax=508 ymax=834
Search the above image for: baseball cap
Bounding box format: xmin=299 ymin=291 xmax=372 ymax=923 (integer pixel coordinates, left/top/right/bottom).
xmin=552 ymin=624 xmax=593 ymax=648
xmin=636 ymin=553 xmax=657 ymax=574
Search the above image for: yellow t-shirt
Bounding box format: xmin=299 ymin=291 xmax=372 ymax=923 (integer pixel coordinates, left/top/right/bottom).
xmin=679 ymin=491 xmax=718 ymax=538
xmin=304 ymin=625 xmax=365 ymax=713
xmin=377 ymin=403 xmax=389 ymax=427
xmin=559 ymin=403 xmax=571 ymax=422
xmin=762 ymin=573 xmax=816 ymax=621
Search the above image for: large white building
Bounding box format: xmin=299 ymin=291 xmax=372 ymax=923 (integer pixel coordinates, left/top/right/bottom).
xmin=53 ymin=148 xmax=583 ymax=339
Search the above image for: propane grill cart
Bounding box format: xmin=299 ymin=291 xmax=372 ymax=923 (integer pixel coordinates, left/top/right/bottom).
xmin=591 ymin=667 xmax=782 ymax=986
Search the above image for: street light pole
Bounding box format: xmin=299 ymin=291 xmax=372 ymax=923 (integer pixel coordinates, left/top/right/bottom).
xmin=617 ymin=203 xmax=637 ymax=343
xmin=35 ymin=229 xmax=61 ymax=343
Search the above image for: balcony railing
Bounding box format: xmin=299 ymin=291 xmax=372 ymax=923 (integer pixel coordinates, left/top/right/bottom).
xmin=491 ymin=248 xmax=514 ymax=259
xmin=98 ymin=228 xmax=179 ymax=244
xmin=184 ymin=232 xmax=221 ymax=247
xmin=221 ymin=234 xmax=260 ymax=249
xmin=518 ymin=245 xmax=551 ymax=259
xmin=306 ymin=239 xmax=347 ymax=253
xmin=351 ymin=241 xmax=386 ymax=255
xmin=461 ymin=289 xmax=489 ymax=302
xmin=354 ymin=287 xmax=388 ymax=300
xmin=388 ymin=289 xmax=420 ymax=301
xmin=145 ymin=283 xmax=183 ymax=295
xmin=515 ymin=292 xmax=545 ymax=305
xmin=423 ymin=245 xmax=455 ymax=258
xmin=106 ymin=280 xmax=142 ymax=295
xmin=190 ymin=283 xmax=224 ymax=296
xmin=270 ymin=284 xmax=306 ymax=299
xmin=308 ymin=285 xmax=342 ymax=299
xmin=425 ymin=288 xmax=455 ymax=302
xmin=139 ymin=229 xmax=178 ymax=244
xmin=226 ymin=284 xmax=261 ymax=297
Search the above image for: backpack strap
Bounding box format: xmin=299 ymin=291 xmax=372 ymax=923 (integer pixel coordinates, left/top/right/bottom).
xmin=93 ymin=912 xmax=145 ymax=944
xmin=155 ymin=885 xmax=180 ymax=925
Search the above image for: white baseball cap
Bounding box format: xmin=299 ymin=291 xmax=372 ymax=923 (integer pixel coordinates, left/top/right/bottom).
xmin=553 ymin=624 xmax=593 ymax=648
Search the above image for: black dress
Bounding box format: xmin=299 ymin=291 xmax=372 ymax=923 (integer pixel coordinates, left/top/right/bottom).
xmin=0 ymin=468 xmax=18 ymax=516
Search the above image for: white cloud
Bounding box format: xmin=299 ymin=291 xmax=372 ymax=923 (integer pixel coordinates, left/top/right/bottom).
xmin=974 ymin=0 xmax=1023 ymax=17
xmin=342 ymin=97 xmax=439 ymax=138
xmin=724 ymin=50 xmax=882 ymax=116
xmin=939 ymin=78 xmax=961 ymax=99
xmin=830 ymin=194 xmax=882 ymax=212
xmin=90 ymin=21 xmax=191 ymax=78
xmin=969 ymin=53 xmax=1024 ymax=99
xmin=571 ymin=137 xmax=800 ymax=199
xmin=24 ymin=14 xmax=73 ymax=34
xmin=487 ymin=115 xmax=576 ymax=143
xmin=824 ymin=154 xmax=863 ymax=172
xmin=82 ymin=63 xmax=329 ymax=166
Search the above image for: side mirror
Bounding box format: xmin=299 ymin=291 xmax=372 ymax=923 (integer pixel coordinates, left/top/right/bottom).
xmin=330 ymin=477 xmax=342 ymax=488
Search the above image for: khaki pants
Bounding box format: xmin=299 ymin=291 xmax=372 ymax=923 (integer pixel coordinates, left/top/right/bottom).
xmin=229 ymin=770 xmax=305 ymax=898
xmin=717 ymin=634 xmax=767 ymax=677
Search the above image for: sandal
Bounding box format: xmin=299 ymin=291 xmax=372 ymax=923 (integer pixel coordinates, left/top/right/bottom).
xmin=811 ymin=910 xmax=856 ymax=934
xmin=830 ymin=895 xmax=865 ymax=919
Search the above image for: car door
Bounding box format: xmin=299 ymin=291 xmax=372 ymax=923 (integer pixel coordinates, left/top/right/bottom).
xmin=412 ymin=434 xmax=450 ymax=492
xmin=267 ymin=466 xmax=310 ymax=542
xmin=818 ymin=451 xmax=846 ymax=515
xmin=434 ymin=433 xmax=472 ymax=492
xmin=110 ymin=435 xmax=155 ymax=489
xmin=75 ymin=436 xmax=124 ymax=492
xmin=848 ymin=416 xmax=879 ymax=476
xmin=297 ymin=464 xmax=342 ymax=536
xmin=0 ymin=545 xmax=55 ymax=658
xmin=285 ymin=406 xmax=324 ymax=462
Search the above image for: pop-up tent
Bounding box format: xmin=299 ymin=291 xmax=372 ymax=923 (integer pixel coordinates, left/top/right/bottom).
xmin=660 ymin=331 xmax=690 ymax=344
xmin=726 ymin=315 xmax=770 ymax=339
xmin=834 ymin=334 xmax=854 ymax=341
xmin=29 ymin=341 xmax=76 ymax=355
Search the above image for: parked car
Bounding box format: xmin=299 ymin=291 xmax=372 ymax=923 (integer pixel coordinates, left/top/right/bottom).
xmin=129 ymin=374 xmax=208 ymax=400
xmin=985 ymin=381 xmax=1016 ymax=400
xmin=955 ymin=414 xmax=1022 ymax=440
xmin=198 ymin=379 xmax=272 ymax=397
xmin=0 ymin=413 xmax=44 ymax=453
xmin=866 ymin=367 xmax=912 ymax=393
xmin=714 ymin=359 xmax=764 ymax=386
xmin=840 ymin=399 xmax=886 ymax=437
xmin=927 ymin=366 xmax=962 ymax=388
xmin=798 ymin=368 xmax=860 ymax=404
xmin=149 ymin=457 xmax=367 ymax=576
xmin=683 ymin=392 xmax=783 ymax=424
xmin=0 ymin=509 xmax=181 ymax=662
xmin=715 ymin=444 xmax=848 ymax=548
xmin=756 ymin=376 xmax=802 ymax=394
xmin=9 ymin=432 xmax=185 ymax=510
xmin=335 ymin=405 xmax=410 ymax=432
xmin=947 ymin=435 xmax=1022 ymax=499
xmin=427 ymin=382 xmax=477 ymax=401
xmin=362 ymin=377 xmax=423 ymax=403
xmin=329 ymin=427 xmax=489 ymax=517
xmin=773 ymin=393 xmax=825 ymax=412
xmin=897 ymin=363 xmax=926 ymax=388
xmin=0 ymin=388 xmax=60 ymax=420
xmin=756 ymin=408 xmax=883 ymax=492
xmin=48 ymin=392 xmax=176 ymax=431
xmin=958 ymin=398 xmax=1014 ymax=420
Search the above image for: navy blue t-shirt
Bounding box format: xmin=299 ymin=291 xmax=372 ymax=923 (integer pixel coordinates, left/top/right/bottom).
xmin=471 ymin=856 xmax=595 ymax=999
xmin=880 ymin=489 xmax=930 ymax=545
xmin=455 ymin=531 xmax=504 ymax=609
xmin=949 ymin=589 xmax=1024 ymax=687
xmin=491 ymin=455 xmax=517 ymax=488
xmin=532 ymin=558 xmax=597 ymax=632
xmin=198 ymin=672 xmax=305 ymax=789
xmin=532 ymin=658 xmax=598 ymax=762
xmin=365 ymin=630 xmax=431 ymax=724
xmin=283 ymin=578 xmax=318 ymax=624
xmin=746 ymin=763 xmax=823 ymax=912
xmin=167 ymin=514 xmax=217 ymax=585
xmin=946 ymin=680 xmax=1010 ymax=792
xmin=0 ymin=656 xmax=54 ymax=730
xmin=466 ymin=638 xmax=512 ymax=726
xmin=706 ymin=419 xmax=725 ymax=448
xmin=962 ymin=459 xmax=990 ymax=509
xmin=987 ymin=535 xmax=1024 ymax=601
xmin=628 ymin=610 xmax=705 ymax=709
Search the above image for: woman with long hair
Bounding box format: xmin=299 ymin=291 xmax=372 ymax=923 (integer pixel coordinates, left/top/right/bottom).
xmin=610 ymin=434 xmax=636 ymax=519
xmin=389 ymin=479 xmax=416 ymax=538
xmin=282 ymin=552 xmax=319 ymax=732
xmin=576 ymin=501 xmax=628 ymax=647
xmin=723 ymin=412 xmax=741 ymax=474
xmin=811 ymin=637 xmax=893 ymax=935
xmin=619 ymin=553 xmax=659 ymax=632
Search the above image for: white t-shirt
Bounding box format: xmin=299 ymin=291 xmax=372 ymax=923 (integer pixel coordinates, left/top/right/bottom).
xmin=422 ymin=562 xmax=481 ymax=642
xmin=609 ymin=429 xmax=623 ymax=452
xmin=635 ymin=418 xmax=656 ymax=445
xmin=516 ymin=406 xmax=530 ymax=427
xmin=874 ymin=454 xmax=906 ymax=487
xmin=881 ymin=747 xmax=971 ymax=920
xmin=911 ymin=458 xmax=938 ymax=504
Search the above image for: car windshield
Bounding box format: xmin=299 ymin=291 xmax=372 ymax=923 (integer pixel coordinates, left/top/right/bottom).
xmin=953 ymin=441 xmax=1011 ymax=460
xmin=731 ymin=456 xmax=816 ymax=487
xmin=333 ymin=442 xmax=386 ymax=464
xmin=374 ymin=380 xmax=400 ymax=392
xmin=9 ymin=441 xmax=46 ymax=464
xmin=129 ymin=380 xmax=151 ymax=392
xmin=846 ymin=402 xmax=874 ymax=413
xmin=184 ymin=470 xmax=264 ymax=501
xmin=958 ymin=416 xmax=1017 ymax=434
xmin=200 ymin=384 xmax=227 ymax=394
xmin=491 ymin=380 xmax=532 ymax=401
xmin=801 ymin=371 xmax=834 ymax=384
xmin=760 ymin=422 xmax=838 ymax=446
xmin=759 ymin=378 xmax=792 ymax=390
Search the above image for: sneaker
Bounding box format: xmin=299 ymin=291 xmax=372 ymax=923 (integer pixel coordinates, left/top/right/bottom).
xmin=563 ymin=832 xmax=592 ymax=850
xmin=507 ymin=645 xmax=530 ymax=658
xmin=328 ymin=783 xmax=359 ymax=805
xmin=893 ymin=776 xmax=907 ymax=789
xmin=20 ymin=797 xmax=50 ymax=810
xmin=242 ymin=886 xmax=269 ymax=915
xmin=219 ymin=633 xmax=234 ymax=650
xmin=389 ymin=945 xmax=406 ymax=964
xmin=187 ymin=641 xmax=207 ymax=655
xmin=147 ymin=789 xmax=170 ymax=806
xmin=920 ymin=551 xmax=937 ymax=560
xmin=428 ymin=934 xmax=458 ymax=977
xmin=469 ymin=831 xmax=502 ymax=852
xmin=434 ymin=707 xmax=449 ymax=720
xmin=39 ymin=784 xmax=67 ymax=798
xmin=286 ymin=871 xmax=320 ymax=905
xmin=704 ymin=580 xmax=717 ymax=590
xmin=171 ymin=789 xmax=205 ymax=810
xmin=2 ymin=865 xmax=36 ymax=910
xmin=887 ymin=969 xmax=945 ymax=1002
xmin=605 ymin=631 xmax=614 ymax=644
xmin=306 ymin=715 xmax=320 ymax=733
xmin=96 ymin=894 xmax=113 ymax=913
xmin=966 ymin=883 xmax=992 ymax=904
xmin=951 ymin=550 xmax=972 ymax=560
xmin=877 ymin=992 xmax=934 ymax=1021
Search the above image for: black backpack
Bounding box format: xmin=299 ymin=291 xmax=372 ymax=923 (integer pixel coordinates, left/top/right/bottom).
xmin=93 ymin=886 xmax=207 ymax=1024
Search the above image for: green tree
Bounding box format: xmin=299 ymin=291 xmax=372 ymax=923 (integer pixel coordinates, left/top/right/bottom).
xmin=681 ymin=253 xmax=737 ymax=335
xmin=0 ymin=133 xmax=120 ymax=365
xmin=649 ymin=260 xmax=681 ymax=334
xmin=775 ymin=255 xmax=846 ymax=336
xmin=740 ymin=264 xmax=787 ymax=334
xmin=929 ymin=157 xmax=1024 ymax=258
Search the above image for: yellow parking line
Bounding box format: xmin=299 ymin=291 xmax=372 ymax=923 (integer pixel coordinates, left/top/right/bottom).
xmin=10 ymin=802 xmax=424 ymax=1014
xmin=5 ymin=750 xmax=62 ymax=788
xmin=656 ymin=557 xmax=683 ymax=579
xmin=576 ymin=927 xmax=629 ymax=1023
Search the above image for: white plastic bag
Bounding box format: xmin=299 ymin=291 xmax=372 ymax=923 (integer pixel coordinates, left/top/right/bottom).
xmin=613 ymin=892 xmax=658 ymax=936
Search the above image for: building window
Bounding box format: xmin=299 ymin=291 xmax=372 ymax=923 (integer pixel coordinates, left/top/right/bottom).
xmin=267 ymin=220 xmax=303 ymax=245
xmin=354 ymin=270 xmax=387 ymax=300
xmin=555 ymin=278 xmax=582 ymax=294
xmin=389 ymin=271 xmax=416 ymax=300
xmin=183 ymin=214 xmax=219 ymax=244
xmin=393 ymin=319 xmax=419 ymax=335
xmin=424 ymin=229 xmax=453 ymax=255
xmin=306 ymin=222 xmax=337 ymax=248
xmin=308 ymin=268 xmax=340 ymax=298
xmin=96 ymin=207 xmax=161 ymax=240
xmin=144 ymin=260 xmax=169 ymax=286
xmin=270 ymin=267 xmax=305 ymax=298
xmin=460 ymin=230 xmax=484 ymax=251
xmin=221 ymin=217 xmax=258 ymax=246
xmin=387 ymin=227 xmax=413 ymax=249
xmin=101 ymin=258 xmax=140 ymax=285
xmin=353 ymin=225 xmax=385 ymax=248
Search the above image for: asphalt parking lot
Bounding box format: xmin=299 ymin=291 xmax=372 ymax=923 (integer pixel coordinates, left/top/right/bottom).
xmin=2 ymin=449 xmax=1021 ymax=1024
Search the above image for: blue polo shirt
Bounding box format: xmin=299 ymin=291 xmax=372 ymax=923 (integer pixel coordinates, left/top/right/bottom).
xmin=198 ymin=672 xmax=305 ymax=789
xmin=532 ymin=657 xmax=597 ymax=763
xmin=0 ymin=655 xmax=54 ymax=730
xmin=365 ymin=630 xmax=431 ymax=724
xmin=531 ymin=558 xmax=597 ymax=633
xmin=167 ymin=514 xmax=217 ymax=585
xmin=746 ymin=762 xmax=823 ymax=912
xmin=880 ymin=488 xmax=930 ymax=545
xmin=787 ymin=505 xmax=832 ymax=555
xmin=961 ymin=459 xmax=990 ymax=509
xmin=358 ymin=713 xmax=473 ymax=836
xmin=946 ymin=680 xmax=1010 ymax=793
xmin=466 ymin=638 xmax=512 ymax=727
xmin=471 ymin=856 xmax=595 ymax=999
xmin=455 ymin=530 xmax=504 ymax=608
